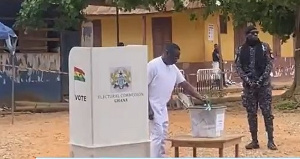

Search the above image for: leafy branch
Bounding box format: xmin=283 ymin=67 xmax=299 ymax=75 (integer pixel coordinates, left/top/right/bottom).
xmin=15 ymin=0 xmax=88 ymax=31
xmin=15 ymin=0 xmax=300 ymax=42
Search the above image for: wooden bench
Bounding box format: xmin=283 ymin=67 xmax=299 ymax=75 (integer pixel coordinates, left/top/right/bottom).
xmin=166 ymin=134 xmax=244 ymax=157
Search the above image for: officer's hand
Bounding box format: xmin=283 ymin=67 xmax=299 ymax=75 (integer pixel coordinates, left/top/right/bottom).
xmin=244 ymin=77 xmax=253 ymax=86
xmin=257 ymin=78 xmax=264 ymax=86
xmin=254 ymin=82 xmax=261 ymax=88
xmin=249 ymin=81 xmax=255 ymax=88
xmin=249 ymin=81 xmax=260 ymax=88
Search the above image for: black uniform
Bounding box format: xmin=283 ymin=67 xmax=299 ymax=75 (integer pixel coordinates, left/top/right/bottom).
xmin=235 ymin=36 xmax=277 ymax=150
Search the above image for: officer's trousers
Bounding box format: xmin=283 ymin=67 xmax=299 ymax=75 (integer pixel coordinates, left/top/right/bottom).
xmin=241 ymin=84 xmax=274 ymax=138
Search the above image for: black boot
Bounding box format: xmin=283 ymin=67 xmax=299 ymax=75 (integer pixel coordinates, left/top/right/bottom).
xmin=267 ymin=139 xmax=277 ymax=150
xmin=266 ymin=129 xmax=277 ymax=150
xmin=245 ymin=113 xmax=260 ymax=149
xmin=264 ymin=115 xmax=278 ymax=150
xmin=245 ymin=131 xmax=260 ymax=149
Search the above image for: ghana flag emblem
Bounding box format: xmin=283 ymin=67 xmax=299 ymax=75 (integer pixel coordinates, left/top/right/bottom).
xmin=74 ymin=67 xmax=85 ymax=82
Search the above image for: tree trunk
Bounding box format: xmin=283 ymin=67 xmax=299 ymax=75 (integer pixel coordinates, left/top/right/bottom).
xmin=283 ymin=47 xmax=300 ymax=102
xmin=282 ymin=6 xmax=300 ymax=102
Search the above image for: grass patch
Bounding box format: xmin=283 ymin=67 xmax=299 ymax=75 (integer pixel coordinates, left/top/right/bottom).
xmin=274 ymin=99 xmax=299 ymax=110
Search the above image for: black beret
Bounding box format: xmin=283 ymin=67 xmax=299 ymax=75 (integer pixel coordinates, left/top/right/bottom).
xmin=245 ymin=25 xmax=257 ymax=35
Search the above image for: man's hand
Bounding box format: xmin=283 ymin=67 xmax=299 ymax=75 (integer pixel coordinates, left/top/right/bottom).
xmin=179 ymin=81 xmax=210 ymax=103
xmin=148 ymin=102 xmax=154 ymax=120
xmin=195 ymin=94 xmax=210 ymax=104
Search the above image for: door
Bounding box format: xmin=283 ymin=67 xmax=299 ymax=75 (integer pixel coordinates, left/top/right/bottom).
xmin=273 ymin=35 xmax=281 ymax=57
xmin=234 ymin=24 xmax=247 ymax=53
xmin=152 ymin=17 xmax=172 ymax=58
xmin=92 ymin=20 xmax=102 ymax=47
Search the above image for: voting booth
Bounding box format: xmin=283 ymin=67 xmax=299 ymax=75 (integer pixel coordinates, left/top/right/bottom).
xmin=68 ymin=46 xmax=150 ymax=157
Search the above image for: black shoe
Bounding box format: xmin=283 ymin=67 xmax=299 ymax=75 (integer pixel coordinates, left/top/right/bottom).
xmin=267 ymin=141 xmax=278 ymax=150
xmin=245 ymin=141 xmax=260 ymax=149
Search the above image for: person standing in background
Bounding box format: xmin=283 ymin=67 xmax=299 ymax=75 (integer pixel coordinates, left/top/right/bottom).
xmin=212 ymin=44 xmax=221 ymax=87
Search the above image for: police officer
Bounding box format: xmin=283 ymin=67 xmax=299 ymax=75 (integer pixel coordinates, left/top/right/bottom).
xmin=235 ymin=25 xmax=277 ymax=150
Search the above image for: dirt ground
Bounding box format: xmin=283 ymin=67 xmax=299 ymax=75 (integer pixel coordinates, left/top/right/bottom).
xmin=1 ymin=107 xmax=300 ymax=158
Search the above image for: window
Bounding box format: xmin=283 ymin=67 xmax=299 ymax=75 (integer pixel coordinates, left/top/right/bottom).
xmin=219 ymin=15 xmax=227 ymax=34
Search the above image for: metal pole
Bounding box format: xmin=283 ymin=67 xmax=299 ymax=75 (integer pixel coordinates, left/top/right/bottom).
xmin=11 ymin=53 xmax=15 ymax=125
xmin=142 ymin=16 xmax=147 ymax=45
xmin=216 ymin=16 xmax=224 ymax=90
xmin=116 ymin=5 xmax=120 ymax=45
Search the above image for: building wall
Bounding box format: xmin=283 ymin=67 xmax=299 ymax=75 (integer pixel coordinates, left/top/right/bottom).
xmin=0 ymin=53 xmax=61 ymax=105
xmin=281 ymin=37 xmax=294 ymax=57
xmin=203 ymin=17 xmax=294 ymax=61
xmin=88 ymin=9 xmax=294 ymax=85
xmin=92 ymin=9 xmax=294 ymax=63
xmin=101 ymin=16 xmax=144 ymax=47
xmin=203 ymin=14 xmax=235 ymax=61
xmin=257 ymin=25 xmax=293 ymax=58
xmin=171 ymin=12 xmax=205 ymax=63
xmin=147 ymin=11 xmax=206 ymax=62
xmin=91 ymin=11 xmax=206 ymax=63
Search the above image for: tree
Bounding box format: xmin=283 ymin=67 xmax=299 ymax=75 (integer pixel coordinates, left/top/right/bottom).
xmin=195 ymin=0 xmax=300 ymax=104
xmin=117 ymin=0 xmax=300 ymax=103
xmin=14 ymin=0 xmax=187 ymax=31
xmin=15 ymin=0 xmax=89 ymax=31
xmin=119 ymin=0 xmax=300 ymax=104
